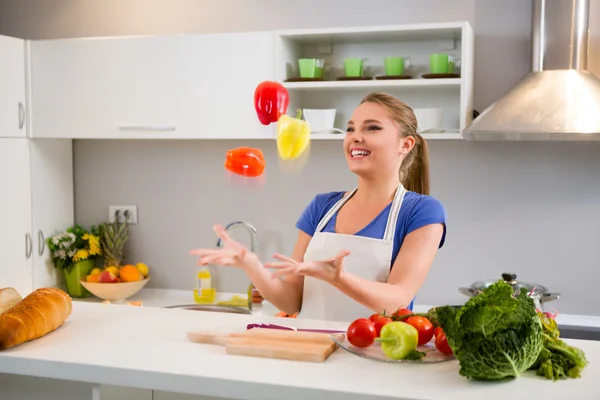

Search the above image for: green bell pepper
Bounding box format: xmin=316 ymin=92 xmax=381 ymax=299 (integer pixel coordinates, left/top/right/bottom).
xmin=376 ymin=321 xmax=420 ymax=360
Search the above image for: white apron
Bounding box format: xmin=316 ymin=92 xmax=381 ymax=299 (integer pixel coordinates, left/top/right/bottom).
xmin=299 ymin=184 xmax=407 ymax=322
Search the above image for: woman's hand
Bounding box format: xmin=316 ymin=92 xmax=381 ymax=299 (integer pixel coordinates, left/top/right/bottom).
xmin=189 ymin=225 xmax=259 ymax=271
xmin=264 ymin=249 xmax=351 ymax=285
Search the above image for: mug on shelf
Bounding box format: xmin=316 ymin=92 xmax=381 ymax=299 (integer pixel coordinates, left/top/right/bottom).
xmin=384 ymin=57 xmax=410 ymax=76
xmin=343 ymin=58 xmax=365 ymax=77
xmin=429 ymin=53 xmax=455 ymax=74
xmin=413 ymin=108 xmax=444 ymax=132
xmin=303 ymin=109 xmax=337 ymax=133
xmin=298 ymin=58 xmax=325 ymax=78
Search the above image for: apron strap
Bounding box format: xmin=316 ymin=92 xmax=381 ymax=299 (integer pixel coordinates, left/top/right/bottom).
xmin=383 ymin=184 xmax=407 ymax=242
xmin=315 ymin=188 xmax=358 ymax=233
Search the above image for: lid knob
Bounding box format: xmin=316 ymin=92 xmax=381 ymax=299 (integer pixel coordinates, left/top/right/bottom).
xmin=502 ymin=273 xmax=517 ymax=281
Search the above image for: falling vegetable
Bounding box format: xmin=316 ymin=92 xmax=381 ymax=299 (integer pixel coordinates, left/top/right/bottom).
xmin=253 ymin=81 xmax=289 ymax=125
xmin=224 ymin=147 xmax=266 ymax=177
xmin=276 ymin=109 xmax=311 ymax=160
xmin=375 ymin=321 xmax=424 ymax=361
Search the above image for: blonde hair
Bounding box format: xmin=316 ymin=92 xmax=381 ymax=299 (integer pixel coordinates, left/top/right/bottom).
xmin=359 ymin=92 xmax=430 ymax=195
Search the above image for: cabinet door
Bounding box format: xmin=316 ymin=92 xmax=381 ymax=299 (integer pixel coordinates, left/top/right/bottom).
xmin=30 ymin=139 xmax=74 ymax=289
xmin=0 ymin=35 xmax=27 ymax=138
xmin=31 ymin=32 xmax=275 ymax=140
xmin=0 ymin=139 xmax=33 ymax=296
xmin=177 ymin=32 xmax=275 ymax=139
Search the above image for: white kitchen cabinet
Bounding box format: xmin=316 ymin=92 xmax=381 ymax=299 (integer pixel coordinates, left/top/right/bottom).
xmin=0 ymin=35 xmax=27 ymax=138
xmin=30 ymin=32 xmax=276 ymax=140
xmin=0 ymin=138 xmax=73 ymax=297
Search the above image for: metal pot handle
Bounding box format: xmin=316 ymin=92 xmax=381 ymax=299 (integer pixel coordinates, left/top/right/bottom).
xmin=539 ymin=292 xmax=560 ymax=303
xmin=458 ymin=287 xmax=478 ymax=297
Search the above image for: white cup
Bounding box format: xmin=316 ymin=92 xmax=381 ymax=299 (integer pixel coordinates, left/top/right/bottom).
xmin=413 ymin=108 xmax=444 ymax=133
xmin=303 ymin=109 xmax=337 ymax=133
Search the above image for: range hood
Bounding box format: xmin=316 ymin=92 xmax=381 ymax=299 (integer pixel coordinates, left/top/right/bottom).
xmin=463 ymin=0 xmax=600 ymax=141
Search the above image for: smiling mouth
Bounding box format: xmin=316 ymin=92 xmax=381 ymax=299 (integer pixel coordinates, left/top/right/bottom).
xmin=350 ymin=149 xmax=371 ymax=159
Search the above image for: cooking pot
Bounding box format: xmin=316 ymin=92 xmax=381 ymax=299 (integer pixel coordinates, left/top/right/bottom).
xmin=458 ymin=273 xmax=560 ymax=311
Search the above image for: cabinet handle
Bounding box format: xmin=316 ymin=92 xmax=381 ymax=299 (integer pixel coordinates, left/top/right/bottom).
xmin=38 ymin=230 xmax=45 ymax=256
xmin=18 ymin=102 xmax=25 ymax=130
xmin=118 ymin=125 xmax=176 ymax=132
xmin=25 ymin=233 xmax=33 ymax=259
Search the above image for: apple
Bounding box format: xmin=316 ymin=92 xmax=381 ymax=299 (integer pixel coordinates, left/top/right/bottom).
xmin=98 ymin=270 xmax=118 ymax=283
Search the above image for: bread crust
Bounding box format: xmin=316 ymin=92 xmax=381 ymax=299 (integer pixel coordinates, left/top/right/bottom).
xmin=0 ymin=287 xmax=72 ymax=350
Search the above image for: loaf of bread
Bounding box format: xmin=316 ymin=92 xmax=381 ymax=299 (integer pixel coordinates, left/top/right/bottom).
xmin=0 ymin=287 xmax=72 ymax=350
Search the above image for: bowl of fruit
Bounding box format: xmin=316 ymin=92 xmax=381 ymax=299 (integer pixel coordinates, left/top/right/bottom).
xmin=80 ymin=263 xmax=150 ymax=301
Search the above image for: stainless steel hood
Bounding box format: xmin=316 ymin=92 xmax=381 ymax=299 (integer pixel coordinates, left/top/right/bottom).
xmin=463 ymin=0 xmax=600 ymax=141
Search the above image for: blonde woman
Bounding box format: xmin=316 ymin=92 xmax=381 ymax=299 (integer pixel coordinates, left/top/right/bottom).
xmin=190 ymin=92 xmax=447 ymax=322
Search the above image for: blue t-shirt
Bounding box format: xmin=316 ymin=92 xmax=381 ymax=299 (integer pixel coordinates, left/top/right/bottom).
xmin=296 ymin=190 xmax=447 ymax=310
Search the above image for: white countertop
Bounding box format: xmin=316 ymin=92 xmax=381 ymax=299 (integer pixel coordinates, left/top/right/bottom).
xmin=1 ymin=300 xmax=599 ymax=400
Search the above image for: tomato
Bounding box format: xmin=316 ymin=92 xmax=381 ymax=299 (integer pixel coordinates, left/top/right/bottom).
xmin=372 ymin=315 xmax=392 ymax=337
xmin=434 ymin=327 xmax=453 ymax=355
xmin=404 ymin=316 xmax=435 ymax=346
xmin=392 ymin=308 xmax=413 ymax=320
xmin=368 ymin=313 xmax=382 ymax=323
xmin=347 ymin=318 xmax=377 ymax=348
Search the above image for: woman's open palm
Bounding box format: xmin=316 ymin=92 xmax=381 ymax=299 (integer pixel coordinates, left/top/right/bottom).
xmin=189 ymin=225 xmax=253 ymax=269
xmin=264 ymin=249 xmax=350 ymax=284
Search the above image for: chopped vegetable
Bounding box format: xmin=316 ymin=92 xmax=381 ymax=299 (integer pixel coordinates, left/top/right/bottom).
xmin=347 ymin=318 xmax=377 ymax=348
xmin=436 ymin=281 xmax=545 ymax=381
xmin=375 ymin=321 xmax=422 ymax=360
xmin=530 ymin=311 xmax=589 ymax=380
xmin=404 ymin=316 xmax=435 ymax=346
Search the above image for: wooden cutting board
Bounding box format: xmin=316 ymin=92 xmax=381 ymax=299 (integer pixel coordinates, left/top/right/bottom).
xmin=186 ymin=328 xmax=340 ymax=363
xmin=0 ymin=287 xmax=22 ymax=314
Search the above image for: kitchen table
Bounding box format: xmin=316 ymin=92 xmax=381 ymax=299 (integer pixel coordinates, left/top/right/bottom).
xmin=0 ymin=301 xmax=599 ymax=400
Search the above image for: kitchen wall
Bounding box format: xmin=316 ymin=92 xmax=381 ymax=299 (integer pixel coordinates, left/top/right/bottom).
xmin=2 ymin=0 xmax=600 ymax=315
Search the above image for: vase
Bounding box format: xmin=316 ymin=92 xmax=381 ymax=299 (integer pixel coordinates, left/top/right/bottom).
xmin=64 ymin=259 xmax=95 ymax=298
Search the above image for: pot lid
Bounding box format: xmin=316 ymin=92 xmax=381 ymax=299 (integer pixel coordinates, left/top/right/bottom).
xmin=471 ymin=273 xmax=549 ymax=296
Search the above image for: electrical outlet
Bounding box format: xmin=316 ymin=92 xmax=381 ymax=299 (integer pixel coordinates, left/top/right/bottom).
xmin=108 ymin=205 xmax=138 ymax=224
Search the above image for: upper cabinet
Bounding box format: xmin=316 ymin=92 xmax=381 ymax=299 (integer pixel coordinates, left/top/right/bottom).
xmin=0 ymin=35 xmax=27 ymax=138
xmin=30 ymin=32 xmax=276 ymax=139
xmin=274 ymin=22 xmax=474 ymax=140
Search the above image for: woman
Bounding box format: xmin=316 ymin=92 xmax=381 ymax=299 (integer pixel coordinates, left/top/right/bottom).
xmin=190 ymin=92 xmax=447 ymax=322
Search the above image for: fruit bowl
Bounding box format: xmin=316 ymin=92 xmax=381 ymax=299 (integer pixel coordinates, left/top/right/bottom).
xmin=80 ymin=277 xmax=150 ymax=301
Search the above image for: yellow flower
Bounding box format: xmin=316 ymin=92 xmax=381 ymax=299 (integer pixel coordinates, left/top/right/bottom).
xmin=73 ymin=249 xmax=89 ymax=262
xmin=86 ymin=234 xmax=101 ymax=256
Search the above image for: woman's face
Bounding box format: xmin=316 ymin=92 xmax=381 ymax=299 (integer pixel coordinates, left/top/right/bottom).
xmin=343 ymin=102 xmax=414 ymax=179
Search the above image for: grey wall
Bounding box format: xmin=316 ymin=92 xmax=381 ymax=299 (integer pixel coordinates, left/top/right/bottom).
xmin=2 ymin=0 xmax=600 ymax=315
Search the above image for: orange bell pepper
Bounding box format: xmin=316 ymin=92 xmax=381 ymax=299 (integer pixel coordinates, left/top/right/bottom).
xmin=224 ymin=147 xmax=266 ymax=177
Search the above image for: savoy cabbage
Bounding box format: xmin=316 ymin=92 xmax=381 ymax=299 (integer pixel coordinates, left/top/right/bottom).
xmin=436 ymin=281 xmax=544 ymax=380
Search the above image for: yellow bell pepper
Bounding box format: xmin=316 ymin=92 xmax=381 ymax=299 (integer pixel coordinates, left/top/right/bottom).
xmin=277 ymin=109 xmax=311 ymax=160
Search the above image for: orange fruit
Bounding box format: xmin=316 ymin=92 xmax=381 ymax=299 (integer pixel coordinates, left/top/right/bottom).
xmin=86 ymin=274 xmax=100 ymax=283
xmin=120 ymin=265 xmax=142 ymax=282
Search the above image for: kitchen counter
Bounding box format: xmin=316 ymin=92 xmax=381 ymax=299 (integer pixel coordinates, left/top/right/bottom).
xmin=1 ymin=301 xmax=599 ymax=400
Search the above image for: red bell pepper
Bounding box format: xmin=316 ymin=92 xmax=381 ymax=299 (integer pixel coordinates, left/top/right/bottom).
xmin=254 ymin=81 xmax=290 ymax=125
xmin=224 ymin=147 xmax=266 ymax=178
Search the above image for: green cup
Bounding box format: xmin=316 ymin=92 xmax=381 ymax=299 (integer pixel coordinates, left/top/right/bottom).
xmin=429 ymin=53 xmax=455 ymax=74
xmin=298 ymin=58 xmax=325 ymax=78
xmin=344 ymin=58 xmax=364 ymax=77
xmin=384 ymin=57 xmax=405 ymax=76
xmin=299 ymin=58 xmax=317 ymax=78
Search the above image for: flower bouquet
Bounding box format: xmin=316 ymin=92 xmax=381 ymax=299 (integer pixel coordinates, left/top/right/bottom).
xmin=47 ymin=224 xmax=102 ymax=297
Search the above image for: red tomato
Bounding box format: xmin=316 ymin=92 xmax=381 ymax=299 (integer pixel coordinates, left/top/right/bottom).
xmin=368 ymin=313 xmax=381 ymax=323
xmin=404 ymin=316 xmax=435 ymax=346
xmin=347 ymin=318 xmax=377 ymax=348
xmin=372 ymin=315 xmax=392 ymax=337
xmin=392 ymin=308 xmax=413 ymax=320
xmin=434 ymin=327 xmax=453 ymax=355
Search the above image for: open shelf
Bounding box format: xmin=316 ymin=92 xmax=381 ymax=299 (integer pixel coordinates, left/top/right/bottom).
xmin=274 ymin=22 xmax=474 ymax=139
xmin=282 ymin=78 xmax=461 ymax=91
